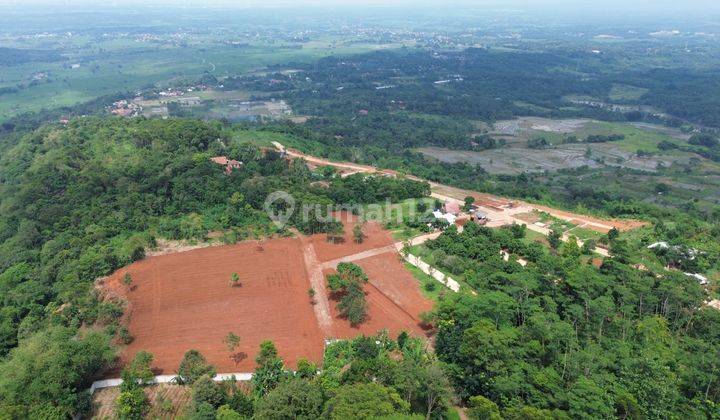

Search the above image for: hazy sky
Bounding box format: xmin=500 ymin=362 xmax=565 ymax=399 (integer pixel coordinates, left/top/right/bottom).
xmin=1 ymin=0 xmax=719 ymax=22
xmin=0 ymin=0 xmax=718 ymax=8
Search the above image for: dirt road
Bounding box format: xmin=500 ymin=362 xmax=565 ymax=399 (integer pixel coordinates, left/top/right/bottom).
xmin=278 ymin=144 xmax=636 ymax=257
xmin=297 ymin=233 xmax=334 ymax=335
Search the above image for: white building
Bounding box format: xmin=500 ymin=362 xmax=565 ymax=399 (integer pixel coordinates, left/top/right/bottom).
xmin=432 ymin=210 xmax=457 ymax=225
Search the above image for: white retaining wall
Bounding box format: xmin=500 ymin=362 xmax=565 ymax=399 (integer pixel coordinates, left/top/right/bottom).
xmin=89 ymin=372 xmax=253 ymax=394
xmin=403 ymin=253 xmax=460 ymax=292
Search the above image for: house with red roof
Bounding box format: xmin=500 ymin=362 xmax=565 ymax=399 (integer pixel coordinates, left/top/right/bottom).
xmin=210 ymin=156 xmax=243 ymax=174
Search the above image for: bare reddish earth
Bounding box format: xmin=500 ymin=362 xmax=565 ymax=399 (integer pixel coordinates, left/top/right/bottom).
xmin=104 ymin=238 xmax=325 ymax=374
xmin=323 ymin=254 xmax=432 ymax=340
xmin=309 ymin=213 xmax=396 ymax=263
xmin=103 ymin=223 xmax=433 ymax=377
xmin=355 ymin=253 xmax=434 ymax=320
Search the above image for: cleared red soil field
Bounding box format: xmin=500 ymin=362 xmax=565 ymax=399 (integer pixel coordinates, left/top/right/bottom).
xmin=102 ymin=224 xmax=432 ymax=377
xmin=356 ymin=253 xmax=434 ymax=320
xmin=309 ymin=213 xmax=395 ymax=263
xmin=323 ymin=253 xmax=432 ymax=340
xmin=103 ymin=238 xmax=325 ymax=374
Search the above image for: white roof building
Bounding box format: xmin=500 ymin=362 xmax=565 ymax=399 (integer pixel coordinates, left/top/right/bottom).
xmin=432 ymin=210 xmax=457 ymax=225
xmin=648 ymin=242 xmax=670 ymax=249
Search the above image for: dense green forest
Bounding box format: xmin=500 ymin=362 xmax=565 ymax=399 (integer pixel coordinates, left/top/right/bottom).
xmin=426 ymin=223 xmax=720 ymax=418
xmin=0 ymin=115 xmax=716 ymax=418
xmin=622 ymin=69 xmax=720 ymax=128
xmin=0 ymin=47 xmax=64 ymax=66
xmin=246 ymin=120 xmax=720 ymax=223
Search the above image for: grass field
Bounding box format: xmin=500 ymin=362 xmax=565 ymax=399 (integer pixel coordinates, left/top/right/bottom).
xmin=566 ymin=226 xmax=603 ymax=241
xmin=231 ymin=128 xmax=328 ymax=154
xmin=404 ymin=262 xmax=446 ymax=302
xmin=608 ymin=84 xmax=649 ymax=101
xmin=523 ymin=229 xmax=550 ymax=246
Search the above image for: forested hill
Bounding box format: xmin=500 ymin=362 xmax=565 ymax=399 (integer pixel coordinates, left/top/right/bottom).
xmin=0 ymin=117 xmax=429 ymax=417
xmin=0 ymin=118 xmax=276 ymax=417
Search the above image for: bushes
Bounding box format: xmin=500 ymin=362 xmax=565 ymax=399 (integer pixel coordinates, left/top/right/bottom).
xmin=688 ymin=133 xmax=719 ymax=149
xmin=585 ymin=133 xmax=625 ymax=143
xmin=467 ymin=396 xmax=502 ymax=420
xmin=118 ymin=327 xmax=133 ymax=345
xmin=96 ymin=301 xmax=124 ymax=325
xmin=328 ymin=173 xmax=430 ymax=205
xmin=254 ymin=378 xmax=325 ymax=419
xmin=174 ymin=336 xmax=452 ymax=419
xmin=192 ymin=375 xmax=226 ymax=408
xmin=323 ymin=383 xmax=410 ymax=419
xmin=116 ymin=352 xmax=154 ymax=419
xmin=252 ymin=341 xmax=286 ymax=397
xmin=424 ymin=214 xmax=720 ymax=417
xmin=116 ymin=387 xmax=148 ymax=420
xmin=176 ymin=350 xmax=254 ymax=419
xmin=528 ymin=137 xmax=552 ymax=149
xmin=177 ymin=350 xmax=216 ymax=385
xmin=442 ymin=255 xmax=465 ymax=276
xmin=215 ymin=405 xmax=243 ymax=420
xmin=121 ymin=351 xmax=154 ymax=389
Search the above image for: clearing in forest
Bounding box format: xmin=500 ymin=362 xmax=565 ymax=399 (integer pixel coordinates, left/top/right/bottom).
xmin=101 ymin=218 xmax=431 ymax=376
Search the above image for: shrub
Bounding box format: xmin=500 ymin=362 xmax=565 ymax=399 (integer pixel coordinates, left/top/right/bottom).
xmin=443 ymin=255 xmax=465 ymax=275
xmin=187 ymin=402 xmax=216 ymax=420
xmin=177 ymin=350 xmax=216 ymax=385
xmin=527 ymin=137 xmax=551 ymax=149
xmin=120 ymin=351 xmax=154 ymax=390
xmin=192 ymin=374 xmax=225 ymax=408
xmin=116 ymin=387 xmax=148 ymax=420
xmin=254 ymin=378 xmax=324 ymax=419
xmin=216 ymin=405 xmax=243 ymax=420
xmin=322 ymin=383 xmax=409 ymax=419
xmin=467 ymin=395 xmax=501 ymax=420
xmin=118 ymin=327 xmax=134 ymax=345
xmin=252 ymin=341 xmax=285 ymax=396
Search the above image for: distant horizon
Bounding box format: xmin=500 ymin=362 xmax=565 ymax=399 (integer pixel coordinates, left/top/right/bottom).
xmin=0 ymin=1 xmax=719 ymax=28
xmin=1 ymin=0 xmax=720 ymax=13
